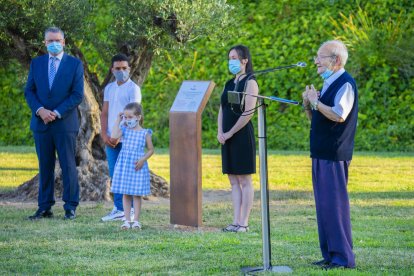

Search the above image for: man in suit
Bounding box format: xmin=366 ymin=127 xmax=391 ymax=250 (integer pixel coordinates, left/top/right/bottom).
xmin=24 ymin=27 xmax=84 ymax=220
xmin=302 ymin=40 xmax=358 ymax=269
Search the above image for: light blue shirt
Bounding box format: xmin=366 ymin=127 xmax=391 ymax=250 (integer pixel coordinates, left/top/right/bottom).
xmin=321 ymin=68 xmax=355 ymax=120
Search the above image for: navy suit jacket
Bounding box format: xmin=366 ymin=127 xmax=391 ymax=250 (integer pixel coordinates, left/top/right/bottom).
xmin=25 ymin=53 xmax=84 ymax=132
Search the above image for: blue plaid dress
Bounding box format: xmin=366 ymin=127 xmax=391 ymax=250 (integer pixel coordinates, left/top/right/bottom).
xmin=111 ymin=128 xmax=152 ymax=196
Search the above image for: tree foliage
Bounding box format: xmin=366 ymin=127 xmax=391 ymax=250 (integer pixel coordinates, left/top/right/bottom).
xmin=0 ymin=0 xmax=93 ymax=64
xmin=112 ymin=0 xmax=233 ymax=50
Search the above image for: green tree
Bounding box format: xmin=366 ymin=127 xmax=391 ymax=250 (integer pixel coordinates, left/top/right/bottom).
xmin=0 ymin=0 xmax=235 ymax=200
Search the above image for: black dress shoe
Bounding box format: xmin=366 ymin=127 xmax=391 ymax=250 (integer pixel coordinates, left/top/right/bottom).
xmin=64 ymin=209 xmax=76 ymax=220
xmin=311 ymin=259 xmax=330 ymax=266
xmin=324 ymin=263 xmax=348 ymax=270
xmin=28 ymin=209 xmax=53 ymax=220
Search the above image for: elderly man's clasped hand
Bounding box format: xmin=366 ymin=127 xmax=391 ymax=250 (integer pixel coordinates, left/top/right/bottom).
xmin=302 ymin=84 xmax=320 ymax=110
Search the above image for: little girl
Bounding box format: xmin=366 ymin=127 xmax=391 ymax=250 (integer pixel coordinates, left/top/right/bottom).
xmin=110 ymin=102 xmax=154 ymax=229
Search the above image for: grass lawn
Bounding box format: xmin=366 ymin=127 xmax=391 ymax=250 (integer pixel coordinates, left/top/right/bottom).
xmin=0 ymin=146 xmax=413 ymax=275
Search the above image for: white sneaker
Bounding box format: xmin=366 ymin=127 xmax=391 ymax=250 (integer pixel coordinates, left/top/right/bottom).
xmin=101 ymin=207 xmax=124 ymax=222
xmin=121 ymin=208 xmax=135 ymax=221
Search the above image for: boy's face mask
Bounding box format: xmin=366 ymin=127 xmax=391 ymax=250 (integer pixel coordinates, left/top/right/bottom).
xmin=113 ymin=70 xmax=130 ymax=82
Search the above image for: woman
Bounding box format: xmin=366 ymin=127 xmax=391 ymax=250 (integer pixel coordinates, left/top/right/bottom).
xmin=218 ymin=45 xmax=259 ymax=232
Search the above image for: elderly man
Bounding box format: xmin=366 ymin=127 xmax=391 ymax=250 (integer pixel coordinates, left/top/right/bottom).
xmin=302 ymin=40 xmax=358 ymax=269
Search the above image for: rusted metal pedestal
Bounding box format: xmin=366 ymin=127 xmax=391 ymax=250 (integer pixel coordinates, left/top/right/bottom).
xmin=169 ymin=81 xmax=215 ymax=227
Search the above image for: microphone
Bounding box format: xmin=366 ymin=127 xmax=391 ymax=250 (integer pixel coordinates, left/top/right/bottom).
xmin=234 ymin=61 xmax=307 ymax=90
xmin=230 ymin=61 xmax=307 ymax=108
xmin=252 ymin=61 xmax=307 ymax=75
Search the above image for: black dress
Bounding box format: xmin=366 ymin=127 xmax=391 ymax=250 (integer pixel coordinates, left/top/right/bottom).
xmin=220 ymin=77 xmax=256 ymax=175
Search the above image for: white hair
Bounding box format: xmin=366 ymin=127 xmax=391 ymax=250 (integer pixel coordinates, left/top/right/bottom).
xmin=320 ymin=40 xmax=348 ymax=67
xmin=44 ymin=27 xmax=65 ymax=39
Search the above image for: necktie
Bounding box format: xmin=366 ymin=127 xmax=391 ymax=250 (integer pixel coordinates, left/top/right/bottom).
xmin=49 ymin=57 xmax=57 ymax=89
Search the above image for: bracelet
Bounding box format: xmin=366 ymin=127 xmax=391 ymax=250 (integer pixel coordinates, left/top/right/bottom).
xmin=310 ymin=100 xmax=319 ymax=111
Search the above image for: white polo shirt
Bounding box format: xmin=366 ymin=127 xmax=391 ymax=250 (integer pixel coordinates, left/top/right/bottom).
xmin=104 ymin=79 xmax=141 ymax=136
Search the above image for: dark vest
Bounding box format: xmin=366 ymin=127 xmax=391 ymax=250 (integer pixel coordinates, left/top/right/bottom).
xmin=310 ymin=71 xmax=358 ymax=161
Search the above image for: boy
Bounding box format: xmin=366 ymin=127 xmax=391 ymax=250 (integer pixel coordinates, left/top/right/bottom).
xmin=100 ymin=54 xmax=141 ymax=221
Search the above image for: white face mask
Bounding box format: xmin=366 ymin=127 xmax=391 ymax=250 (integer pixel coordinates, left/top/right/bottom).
xmin=125 ymin=118 xmax=138 ymax=128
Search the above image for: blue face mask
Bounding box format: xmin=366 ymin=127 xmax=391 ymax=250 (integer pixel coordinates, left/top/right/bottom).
xmin=320 ymin=69 xmax=334 ymax=80
xmin=113 ymin=70 xmax=130 ymax=82
xmin=125 ymin=118 xmax=138 ymax=129
xmin=228 ymin=59 xmax=241 ymax=75
xmin=47 ymin=42 xmax=63 ymax=55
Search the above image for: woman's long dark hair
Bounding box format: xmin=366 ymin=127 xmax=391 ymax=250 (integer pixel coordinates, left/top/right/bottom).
xmin=228 ymin=45 xmax=254 ymax=74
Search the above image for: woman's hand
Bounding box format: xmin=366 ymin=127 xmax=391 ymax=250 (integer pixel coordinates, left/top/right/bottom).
xmin=134 ymin=159 xmax=145 ymax=171
xmin=217 ymin=131 xmax=233 ymax=144
xmin=217 ymin=131 xmax=226 ymax=145
xmin=223 ymin=132 xmax=233 ymax=142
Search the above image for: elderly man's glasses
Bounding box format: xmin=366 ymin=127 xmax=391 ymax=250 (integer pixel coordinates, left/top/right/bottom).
xmin=313 ymin=55 xmax=335 ymax=62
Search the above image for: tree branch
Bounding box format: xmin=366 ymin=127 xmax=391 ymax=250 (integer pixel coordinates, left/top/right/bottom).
xmin=5 ymin=28 xmax=39 ymax=67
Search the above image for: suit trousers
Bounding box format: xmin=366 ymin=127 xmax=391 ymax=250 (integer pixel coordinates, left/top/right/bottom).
xmin=34 ymin=130 xmax=79 ymax=211
xmin=312 ymin=158 xmax=355 ymax=268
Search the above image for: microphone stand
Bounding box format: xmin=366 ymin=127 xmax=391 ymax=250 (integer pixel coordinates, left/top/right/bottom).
xmin=228 ymin=91 xmax=299 ymax=274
